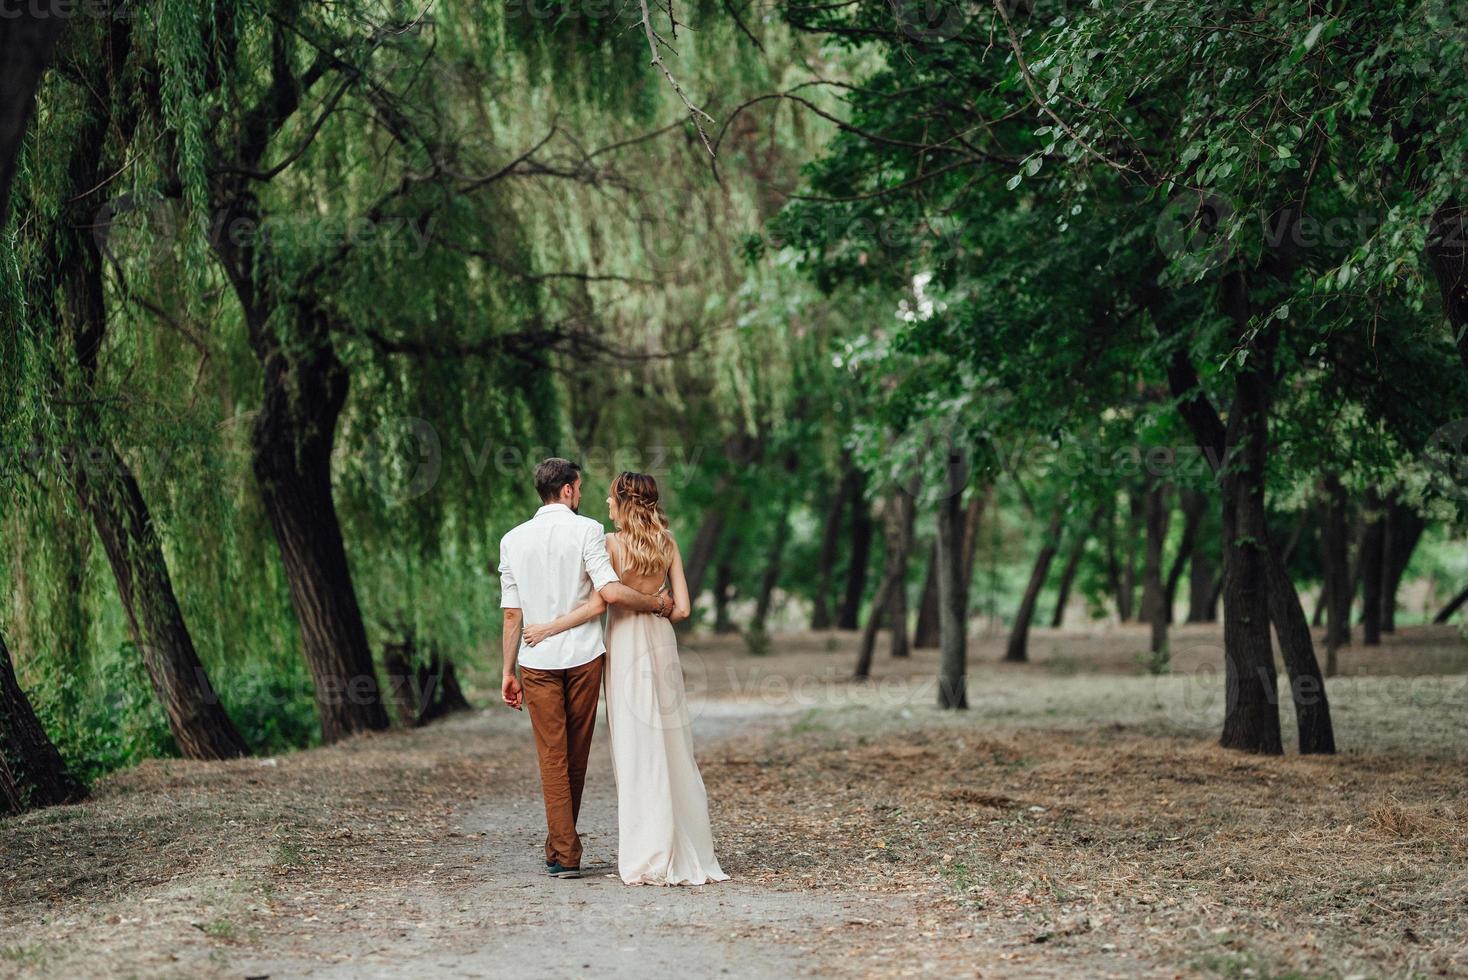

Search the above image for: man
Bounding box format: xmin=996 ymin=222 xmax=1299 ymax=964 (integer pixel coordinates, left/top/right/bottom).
xmin=498 ymin=458 xmax=672 ymax=878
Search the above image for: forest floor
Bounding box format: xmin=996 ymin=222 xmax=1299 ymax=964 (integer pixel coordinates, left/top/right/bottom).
xmin=2 ymin=622 xmax=1467 ymax=978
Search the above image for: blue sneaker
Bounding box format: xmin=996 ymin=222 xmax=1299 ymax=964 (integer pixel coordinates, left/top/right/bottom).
xmin=546 ymin=862 xmax=582 ymax=878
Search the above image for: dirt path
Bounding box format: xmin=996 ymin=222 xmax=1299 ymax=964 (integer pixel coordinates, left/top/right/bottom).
xmin=2 ymin=698 xmax=933 ymax=979
xmin=229 ymin=701 xmax=924 ymax=980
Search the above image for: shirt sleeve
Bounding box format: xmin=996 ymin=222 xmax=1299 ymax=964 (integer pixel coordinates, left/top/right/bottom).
xmin=498 ymin=537 xmax=521 ymax=609
xmin=582 ymin=522 xmax=621 ymax=592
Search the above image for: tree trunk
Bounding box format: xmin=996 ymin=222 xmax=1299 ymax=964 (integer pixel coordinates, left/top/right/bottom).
xmin=853 ymin=573 xmax=893 ymax=680
xmin=1321 ymin=473 xmax=1351 ymax=676
xmin=750 ymin=510 xmax=789 ymax=635
xmin=0 ymin=753 xmax=17 ymax=816
xmin=913 ymin=541 xmax=941 ymax=648
xmin=886 ymin=494 xmax=916 ymax=659
xmin=1 ymin=630 xmax=85 ymax=815
xmin=200 ymin=28 xmax=393 ymax=744
xmin=1049 ymin=532 xmax=1085 ymax=628
xmin=1121 ymin=488 xmax=1142 ymax=620
xmin=810 ymin=462 xmax=854 ymax=630
xmin=1381 ymin=497 xmax=1425 ymax=634
xmin=1359 ymin=490 xmax=1385 ymax=647
xmin=854 ymin=491 xmax=915 ymax=675
xmin=1262 ymin=538 xmax=1335 ymax=753
xmin=1165 ymin=489 xmax=1206 ymax=623
xmin=1188 ymin=548 xmax=1219 ymax=622
xmin=683 ymin=505 xmax=725 ymax=605
xmin=837 ymin=470 xmax=874 ymax=630
xmin=961 ymin=489 xmax=987 ymax=595
xmin=74 ymin=455 xmax=251 ymax=759
xmin=936 ymin=488 xmax=968 ymax=709
xmin=250 ymin=330 xmax=391 ymax=743
xmin=1104 ymin=502 xmax=1125 ymax=621
xmin=1005 ymin=508 xmax=1064 ymax=663
xmin=1435 ymin=585 xmax=1468 ymax=623
xmin=1140 ymin=479 xmax=1171 ymax=656
xmin=381 ymin=630 xmax=472 ymax=727
xmin=54 ymin=98 xmax=247 ymax=761
xmin=1216 ymin=277 xmax=1283 ymax=755
xmin=0 ymin=1 xmax=65 ymax=226
xmin=712 ymin=558 xmax=736 ymax=634
xmin=1426 ymin=203 xmax=1468 ymax=377
xmin=1150 ymin=278 xmax=1328 ymax=753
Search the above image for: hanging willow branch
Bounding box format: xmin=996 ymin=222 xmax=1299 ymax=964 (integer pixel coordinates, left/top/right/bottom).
xmin=636 ymin=0 xmax=715 ymax=157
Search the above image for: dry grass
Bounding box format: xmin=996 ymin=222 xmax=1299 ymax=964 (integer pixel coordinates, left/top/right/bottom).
xmin=706 ymin=718 xmax=1468 ymax=976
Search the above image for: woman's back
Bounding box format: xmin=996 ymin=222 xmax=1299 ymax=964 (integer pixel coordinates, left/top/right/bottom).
xmin=606 ymin=533 xmax=669 ymax=596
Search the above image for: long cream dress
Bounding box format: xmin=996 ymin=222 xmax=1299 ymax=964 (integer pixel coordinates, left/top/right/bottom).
xmin=603 ymin=590 xmax=728 ymax=886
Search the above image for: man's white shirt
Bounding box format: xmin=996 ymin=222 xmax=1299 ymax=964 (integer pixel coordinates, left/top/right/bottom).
xmin=498 ymin=503 xmax=620 ymax=671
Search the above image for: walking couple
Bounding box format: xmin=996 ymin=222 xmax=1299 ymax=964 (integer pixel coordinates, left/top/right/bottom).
xmin=497 ymin=458 xmax=727 ymax=885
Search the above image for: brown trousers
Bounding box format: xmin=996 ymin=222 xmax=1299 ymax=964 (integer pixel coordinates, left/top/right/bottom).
xmin=521 ymin=655 xmax=604 ymax=868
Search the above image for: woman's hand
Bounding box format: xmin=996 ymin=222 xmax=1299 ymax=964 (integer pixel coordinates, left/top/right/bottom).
xmin=523 ymin=622 xmax=555 ymax=646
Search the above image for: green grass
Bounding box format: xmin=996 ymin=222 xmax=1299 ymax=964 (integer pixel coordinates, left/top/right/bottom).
xmin=272 ymin=841 xmax=305 ymax=867
xmin=0 ymin=944 xmax=53 ymax=966
xmin=1193 ymin=941 xmax=1330 ymax=980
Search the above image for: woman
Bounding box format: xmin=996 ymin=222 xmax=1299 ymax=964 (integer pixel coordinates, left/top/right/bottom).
xmin=522 ymin=472 xmax=728 ymax=886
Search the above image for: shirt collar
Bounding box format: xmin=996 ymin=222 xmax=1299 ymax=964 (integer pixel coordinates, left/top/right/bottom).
xmin=535 ymin=503 xmax=573 ymax=517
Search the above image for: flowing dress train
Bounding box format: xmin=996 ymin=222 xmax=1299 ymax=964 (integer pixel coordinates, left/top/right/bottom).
xmin=604 ymin=605 xmax=728 ymax=886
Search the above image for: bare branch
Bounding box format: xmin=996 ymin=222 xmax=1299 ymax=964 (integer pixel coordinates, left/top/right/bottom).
xmin=637 ymin=0 xmax=716 ymax=157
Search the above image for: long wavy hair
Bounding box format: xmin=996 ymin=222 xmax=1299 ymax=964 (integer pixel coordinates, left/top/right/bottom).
xmin=611 ymin=471 xmax=673 ymax=576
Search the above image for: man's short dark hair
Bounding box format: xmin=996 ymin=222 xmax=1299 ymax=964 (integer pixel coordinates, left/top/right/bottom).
xmin=534 ymin=457 xmax=581 ymax=503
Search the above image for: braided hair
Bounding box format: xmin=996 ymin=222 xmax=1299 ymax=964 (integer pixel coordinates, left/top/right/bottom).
xmin=611 ymin=471 xmax=673 ymax=576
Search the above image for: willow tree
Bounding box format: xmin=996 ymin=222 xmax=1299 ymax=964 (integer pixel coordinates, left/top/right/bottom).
xmin=15 ymin=10 xmax=253 ymax=760
xmin=2 ymin=1 xmax=255 ymax=762
xmin=108 ymin=1 xmax=599 ymax=740
xmin=103 ymin=0 xmax=808 ymax=738
xmin=0 ymin=5 xmax=88 ymax=806
xmin=0 ymin=632 xmax=85 ymax=814
xmin=0 ymin=3 xmax=64 ymax=224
